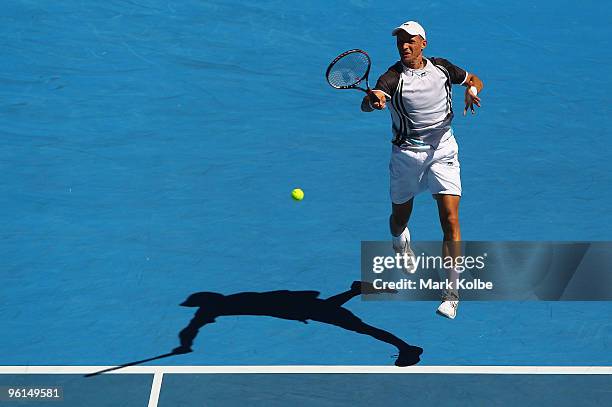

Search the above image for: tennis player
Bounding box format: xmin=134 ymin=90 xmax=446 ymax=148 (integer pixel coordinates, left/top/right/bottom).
xmin=361 ymin=21 xmax=484 ymax=319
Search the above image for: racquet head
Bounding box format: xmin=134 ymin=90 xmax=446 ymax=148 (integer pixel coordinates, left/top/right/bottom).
xmin=325 ymin=49 xmax=371 ymax=92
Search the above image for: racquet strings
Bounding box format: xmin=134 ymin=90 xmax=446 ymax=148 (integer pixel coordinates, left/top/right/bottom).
xmin=327 ymin=51 xmax=370 ymax=88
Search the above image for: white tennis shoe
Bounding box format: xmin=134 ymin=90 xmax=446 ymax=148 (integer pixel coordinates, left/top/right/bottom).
xmin=392 ymin=228 xmax=417 ymax=274
xmin=437 ymin=300 xmax=459 ymax=319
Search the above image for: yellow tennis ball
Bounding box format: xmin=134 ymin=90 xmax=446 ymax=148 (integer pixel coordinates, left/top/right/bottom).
xmin=291 ymin=188 xmax=304 ymax=201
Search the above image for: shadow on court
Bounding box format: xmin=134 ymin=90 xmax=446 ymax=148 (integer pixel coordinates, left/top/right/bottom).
xmin=85 ymin=282 xmax=421 ymax=377
xmin=84 ymin=352 xmax=175 ymax=377
xmin=172 ymin=281 xmax=422 ymax=367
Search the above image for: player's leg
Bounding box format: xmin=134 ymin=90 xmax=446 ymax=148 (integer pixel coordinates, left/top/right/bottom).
xmin=390 ymin=199 xmax=414 ymax=237
xmin=433 ymin=194 xmax=461 ymax=318
xmin=389 ymin=145 xmax=426 ymax=236
xmin=390 ymin=200 xmax=418 ymax=273
xmin=427 ymin=133 xmax=462 ymax=318
xmin=434 ymin=194 xmax=461 ymax=317
xmin=435 ymin=194 xmax=461 ymax=241
xmin=389 ymin=146 xmax=427 ymax=273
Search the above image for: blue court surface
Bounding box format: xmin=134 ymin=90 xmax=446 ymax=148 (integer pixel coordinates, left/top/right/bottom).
xmin=1 ymin=0 xmax=611 ymax=405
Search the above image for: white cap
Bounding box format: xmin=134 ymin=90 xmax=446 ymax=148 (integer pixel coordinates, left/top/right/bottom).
xmin=392 ymin=21 xmax=426 ymax=40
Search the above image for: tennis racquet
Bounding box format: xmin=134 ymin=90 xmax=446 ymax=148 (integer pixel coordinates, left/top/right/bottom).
xmin=325 ymin=49 xmax=372 ymax=94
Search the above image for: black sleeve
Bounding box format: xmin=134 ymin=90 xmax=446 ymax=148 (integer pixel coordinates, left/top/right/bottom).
xmin=429 ymin=57 xmax=467 ymax=85
xmin=373 ymin=62 xmax=402 ymax=98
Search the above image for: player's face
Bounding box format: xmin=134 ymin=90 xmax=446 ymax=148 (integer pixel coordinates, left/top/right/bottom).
xmin=396 ymin=32 xmax=426 ymax=66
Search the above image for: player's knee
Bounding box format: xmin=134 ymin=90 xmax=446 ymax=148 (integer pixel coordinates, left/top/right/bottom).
xmin=441 ymin=214 xmax=460 ymax=232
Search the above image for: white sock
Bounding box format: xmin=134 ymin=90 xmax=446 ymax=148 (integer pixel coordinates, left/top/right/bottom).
xmin=393 ymin=227 xmax=411 ymax=243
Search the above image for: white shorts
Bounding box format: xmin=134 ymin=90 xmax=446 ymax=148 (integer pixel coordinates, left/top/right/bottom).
xmin=389 ymin=131 xmax=461 ymax=204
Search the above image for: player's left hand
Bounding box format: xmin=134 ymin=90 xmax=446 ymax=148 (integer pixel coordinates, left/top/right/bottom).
xmin=463 ymin=88 xmax=481 ymax=116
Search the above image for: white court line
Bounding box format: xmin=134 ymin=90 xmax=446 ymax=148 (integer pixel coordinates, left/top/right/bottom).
xmin=147 ymin=372 xmax=164 ymax=407
xmin=0 ymin=366 xmax=611 ymax=374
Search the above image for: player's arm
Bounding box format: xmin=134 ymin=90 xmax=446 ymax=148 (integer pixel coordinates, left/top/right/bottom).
xmin=431 ymin=57 xmax=484 ymax=116
xmin=361 ymin=90 xmax=387 ymax=112
xmin=462 ymin=73 xmax=484 ymax=115
xmin=361 ymin=64 xmax=400 ymax=112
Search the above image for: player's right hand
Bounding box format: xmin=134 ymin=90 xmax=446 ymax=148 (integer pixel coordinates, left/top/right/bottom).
xmin=368 ymin=90 xmax=386 ymax=110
